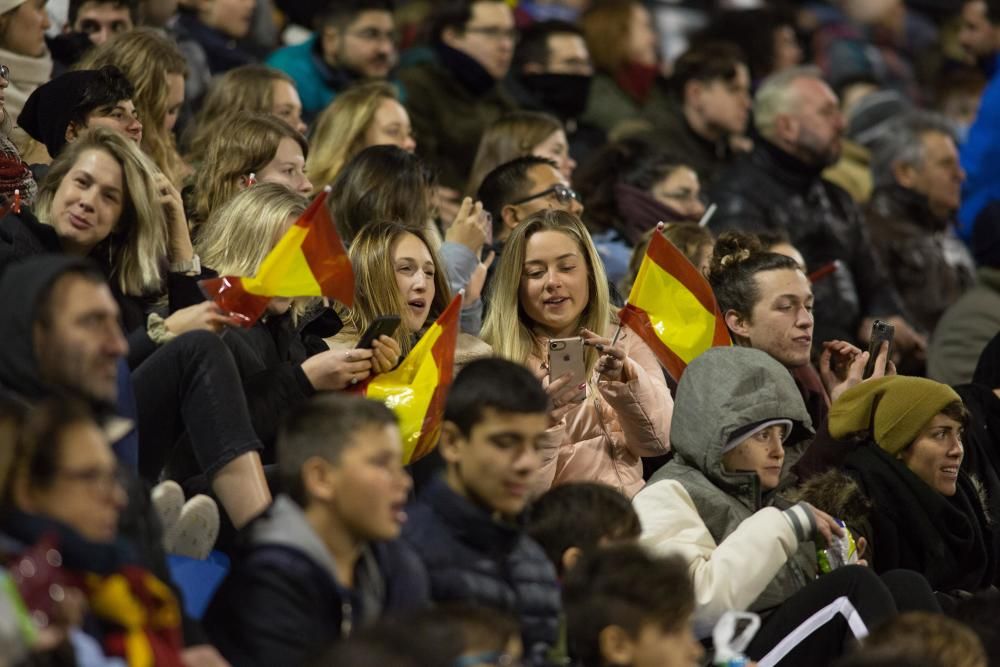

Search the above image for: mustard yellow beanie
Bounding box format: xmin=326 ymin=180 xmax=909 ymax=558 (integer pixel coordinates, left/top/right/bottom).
xmin=828 ymin=376 xmax=961 ymax=456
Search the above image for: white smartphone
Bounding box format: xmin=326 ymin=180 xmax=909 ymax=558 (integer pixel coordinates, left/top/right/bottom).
xmin=548 ymin=337 xmax=587 ymax=403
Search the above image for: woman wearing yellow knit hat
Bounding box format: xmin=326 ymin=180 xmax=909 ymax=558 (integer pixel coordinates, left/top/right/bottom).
xmin=829 ymin=376 xmax=996 ymax=598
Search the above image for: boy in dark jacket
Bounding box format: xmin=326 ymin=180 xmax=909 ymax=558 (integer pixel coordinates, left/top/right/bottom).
xmin=204 ymin=393 xmax=429 ymax=667
xmin=402 ymin=358 xmax=562 ymax=666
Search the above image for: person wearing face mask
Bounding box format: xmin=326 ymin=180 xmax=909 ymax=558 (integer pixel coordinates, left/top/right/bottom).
xmin=398 ymin=0 xmax=518 ymax=192
xmin=830 ymin=376 xmax=997 ymax=600
xmin=267 ymin=0 xmax=398 ymax=123
xmin=481 ymin=209 xmax=671 ymax=498
xmin=574 ymin=137 xmax=706 ymax=286
xmin=504 ymin=20 xmax=604 ymax=165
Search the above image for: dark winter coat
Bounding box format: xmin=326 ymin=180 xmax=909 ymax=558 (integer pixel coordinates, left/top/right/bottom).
xmin=402 ymin=477 xmax=561 ymax=666
xmin=204 ymin=495 xmax=430 ymax=667
xmin=709 ymin=139 xmax=905 ymax=346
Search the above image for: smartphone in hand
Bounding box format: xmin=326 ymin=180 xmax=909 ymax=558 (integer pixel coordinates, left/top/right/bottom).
xmin=548 ymin=337 xmax=587 ymax=402
xmin=863 ymin=320 xmax=895 ymax=379
xmin=356 ymin=315 xmax=401 ymax=349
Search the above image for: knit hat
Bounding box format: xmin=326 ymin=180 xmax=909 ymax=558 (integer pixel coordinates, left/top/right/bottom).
xmin=721 ymin=418 xmax=793 ymax=455
xmin=0 ymin=1 xmax=26 ymax=13
xmin=971 ymin=201 xmax=1000 ymax=269
xmin=19 ymin=69 xmax=107 ymax=159
xmin=846 ymin=90 xmax=911 ymax=149
xmin=0 ymin=135 xmax=37 ymax=208
xmin=828 ymin=376 xmax=961 ymax=456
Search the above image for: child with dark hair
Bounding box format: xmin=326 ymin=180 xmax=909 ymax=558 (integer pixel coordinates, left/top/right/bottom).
xmin=527 ymin=481 xmax=641 ymax=577
xmin=403 ymin=357 xmax=562 ymax=667
xmin=204 ymin=393 xmax=429 ymax=667
xmin=563 ymin=544 xmax=704 ymax=667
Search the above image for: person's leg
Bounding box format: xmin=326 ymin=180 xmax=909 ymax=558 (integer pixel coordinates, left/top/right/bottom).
xmin=132 ymin=331 xmax=271 ymax=528
xmin=747 ymin=566 xmax=897 ymax=667
xmin=878 ymin=570 xmax=942 ymax=615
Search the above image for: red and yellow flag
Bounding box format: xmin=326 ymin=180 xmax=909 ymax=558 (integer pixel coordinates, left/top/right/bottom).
xmin=200 ymin=188 xmax=354 ymax=327
xmin=619 ymin=230 xmax=731 ymax=380
xmin=361 ymin=293 xmax=462 ymax=464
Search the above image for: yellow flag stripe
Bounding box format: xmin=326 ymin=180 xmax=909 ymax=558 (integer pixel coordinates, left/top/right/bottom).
xmin=366 ymin=321 xmax=444 ymax=462
xmin=629 ymin=256 xmax=719 ymax=364
xmin=242 ymin=225 xmax=323 ymax=296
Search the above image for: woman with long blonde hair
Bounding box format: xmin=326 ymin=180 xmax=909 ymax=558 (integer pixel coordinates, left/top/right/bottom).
xmin=183 ymin=65 xmax=306 ymax=163
xmin=466 ymin=111 xmax=575 ymax=196
xmin=481 ymin=209 xmax=671 ymax=496
xmin=188 ymin=113 xmax=311 ymax=228
xmin=197 ymin=183 xmax=399 ymax=449
xmin=76 ymin=28 xmax=189 ymax=187
xmin=306 ymin=81 xmax=414 ymax=195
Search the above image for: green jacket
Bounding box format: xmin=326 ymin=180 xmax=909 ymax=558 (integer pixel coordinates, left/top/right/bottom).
xmin=928 ymin=267 xmax=1000 ymax=385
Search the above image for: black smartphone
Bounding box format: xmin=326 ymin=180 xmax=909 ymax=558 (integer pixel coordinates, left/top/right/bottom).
xmin=863 ymin=320 xmax=895 ymax=379
xmin=355 ymin=314 xmax=401 ymax=349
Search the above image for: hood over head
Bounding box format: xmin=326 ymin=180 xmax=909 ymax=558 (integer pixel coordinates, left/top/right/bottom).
xmin=0 ymin=254 xmax=103 ymax=401
xmin=670 ymin=346 xmax=814 ymax=489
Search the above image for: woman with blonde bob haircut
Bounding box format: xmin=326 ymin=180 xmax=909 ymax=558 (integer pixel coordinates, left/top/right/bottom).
xmin=199 ymin=184 xmax=399 ymax=442
xmin=481 ymin=209 xmax=672 ymax=497
xmin=77 ymin=28 xmax=189 ymax=187
xmin=189 ymin=113 xmax=311 ymax=227
xmin=466 ymin=111 xmax=575 ymax=195
xmin=183 ymin=65 xmax=306 ymax=163
xmin=307 ymin=81 xmax=415 ymax=196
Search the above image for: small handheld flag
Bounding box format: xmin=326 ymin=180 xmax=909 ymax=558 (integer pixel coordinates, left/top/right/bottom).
xmin=619 ymin=230 xmax=731 ymax=380
xmin=199 ymin=188 xmax=354 ymax=327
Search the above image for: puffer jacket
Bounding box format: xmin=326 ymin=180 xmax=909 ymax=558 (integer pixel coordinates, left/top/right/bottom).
xmin=865 ymin=184 xmax=974 ymax=334
xmin=633 ymin=346 xmax=818 ymax=638
xmin=527 ymin=323 xmax=671 ymax=498
xmin=709 ymin=139 xmax=905 ymax=347
xmin=402 ymin=477 xmax=561 ymax=667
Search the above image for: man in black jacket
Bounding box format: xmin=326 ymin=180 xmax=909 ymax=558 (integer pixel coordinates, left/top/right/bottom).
xmin=403 ymin=358 xmax=561 ymax=667
xmin=709 ymin=66 xmax=924 ymax=354
xmin=205 ymin=393 xmax=429 ymax=667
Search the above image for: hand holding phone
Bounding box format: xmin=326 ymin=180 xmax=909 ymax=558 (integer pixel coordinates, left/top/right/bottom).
xmin=548 ymin=337 xmax=587 ymax=403
xmin=863 ymin=320 xmax=895 ymax=379
xmin=356 ymin=314 xmax=401 ymax=349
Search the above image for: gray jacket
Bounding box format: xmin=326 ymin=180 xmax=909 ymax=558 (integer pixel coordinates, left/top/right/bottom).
xmin=648 ymin=347 xmax=818 ymax=613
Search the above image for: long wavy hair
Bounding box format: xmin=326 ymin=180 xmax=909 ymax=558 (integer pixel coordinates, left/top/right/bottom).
xmin=182 ymin=65 xmax=298 ymax=163
xmin=188 ymin=113 xmax=308 ymax=228
xmin=76 ymin=28 xmax=189 ymax=187
xmin=36 ymin=128 xmax=169 ymax=296
xmin=481 ymin=209 xmax=611 ymax=376
xmin=347 ymin=220 xmax=451 ymax=358
xmin=306 ymin=81 xmax=400 ymax=195
xmin=466 ymin=111 xmax=563 ymax=196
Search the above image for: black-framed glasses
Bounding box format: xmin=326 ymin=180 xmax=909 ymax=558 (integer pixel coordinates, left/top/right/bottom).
xmin=0 ymin=65 xmax=9 ymax=81
xmin=511 ymin=183 xmax=579 ymax=207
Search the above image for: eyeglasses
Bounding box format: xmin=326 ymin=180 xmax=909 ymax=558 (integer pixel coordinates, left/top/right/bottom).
xmin=55 ymin=465 xmax=128 ymax=495
xmin=465 ymin=25 xmax=519 ymax=42
xmin=656 ymin=189 xmax=705 ymax=205
xmin=511 ymin=183 xmax=579 ymax=207
xmin=0 ymin=65 xmax=9 ymax=81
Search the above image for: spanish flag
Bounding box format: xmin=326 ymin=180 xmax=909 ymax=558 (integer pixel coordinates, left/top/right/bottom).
xmin=200 ymin=188 xmax=354 ymax=327
xmin=619 ymin=230 xmax=731 ymax=380
xmin=362 ymin=293 xmax=462 ymax=464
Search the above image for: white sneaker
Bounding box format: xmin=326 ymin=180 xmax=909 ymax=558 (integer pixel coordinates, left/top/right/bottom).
xmin=150 ymin=480 xmax=184 ymax=550
xmin=167 ymin=495 xmax=220 ymax=560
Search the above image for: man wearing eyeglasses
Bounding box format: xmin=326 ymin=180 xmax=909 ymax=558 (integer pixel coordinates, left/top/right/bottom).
xmin=399 ymin=0 xmax=518 ymax=192
xmin=267 ymin=0 xmax=398 ymax=122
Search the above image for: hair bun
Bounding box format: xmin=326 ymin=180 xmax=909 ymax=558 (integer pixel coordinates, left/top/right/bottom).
xmin=709 ymin=231 xmax=764 ymax=277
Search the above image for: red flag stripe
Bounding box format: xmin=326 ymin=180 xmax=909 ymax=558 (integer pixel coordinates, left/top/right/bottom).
xmin=644 ymin=231 xmax=720 ymax=316
xmin=411 ymin=294 xmax=462 ymax=462
xmin=296 ymin=190 xmax=355 ymax=308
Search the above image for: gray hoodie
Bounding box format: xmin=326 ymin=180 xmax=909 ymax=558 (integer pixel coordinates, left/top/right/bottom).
xmin=648 ymin=346 xmax=818 ymax=613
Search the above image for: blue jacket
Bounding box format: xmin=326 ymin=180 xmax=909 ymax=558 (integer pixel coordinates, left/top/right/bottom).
xmin=959 ymin=54 xmax=1000 ymax=241
xmin=402 ymin=477 xmax=561 ymax=666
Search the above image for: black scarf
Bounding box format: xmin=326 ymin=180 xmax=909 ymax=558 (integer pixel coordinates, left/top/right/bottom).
xmin=433 ymin=42 xmax=496 ymax=98
xmin=844 ymin=443 xmax=995 ymax=593
xmin=517 ymin=73 xmax=591 ymax=120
